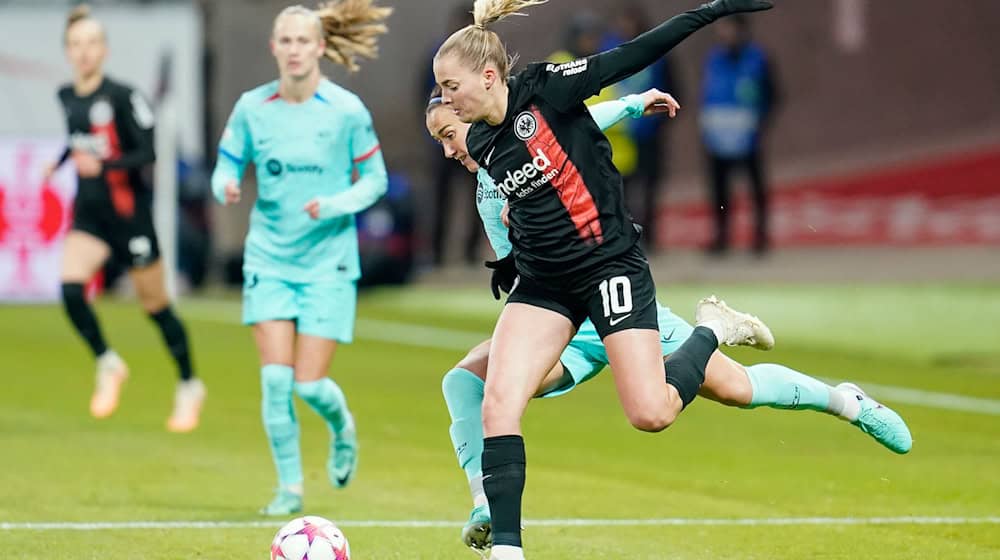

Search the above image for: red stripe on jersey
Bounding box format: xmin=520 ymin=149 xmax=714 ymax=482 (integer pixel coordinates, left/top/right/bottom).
xmin=91 ymin=120 xmax=134 ymax=217
xmin=524 ymin=106 xmax=603 ymax=244
xmin=265 ymin=92 xmax=281 ymax=103
xmin=353 ymin=144 xmax=381 ymax=164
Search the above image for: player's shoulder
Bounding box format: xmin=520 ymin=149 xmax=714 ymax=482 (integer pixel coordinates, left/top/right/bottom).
xmin=317 ymin=79 xmax=367 ymax=113
xmin=235 ymin=81 xmax=281 ymax=110
xmin=57 ymin=83 xmax=75 ymax=102
xmin=101 ymin=76 xmax=138 ymax=100
xmin=514 ymin=62 xmax=550 ymax=89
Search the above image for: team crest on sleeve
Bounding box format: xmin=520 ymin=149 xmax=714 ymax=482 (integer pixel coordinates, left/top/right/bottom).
xmin=89 ymin=99 xmax=114 ymax=126
xmin=130 ymin=92 xmax=155 ymax=129
xmin=514 ymin=111 xmax=537 ymax=141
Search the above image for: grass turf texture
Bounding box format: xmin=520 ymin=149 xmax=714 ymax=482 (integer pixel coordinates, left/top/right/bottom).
xmin=1 ymin=283 xmax=998 ymax=559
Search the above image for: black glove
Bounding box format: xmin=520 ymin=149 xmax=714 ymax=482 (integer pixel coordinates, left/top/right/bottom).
xmin=484 ymin=254 xmax=517 ymax=300
xmin=706 ymin=0 xmax=774 ymax=16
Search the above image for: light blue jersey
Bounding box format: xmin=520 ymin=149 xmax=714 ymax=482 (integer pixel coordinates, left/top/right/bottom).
xmin=212 ymin=79 xmax=387 ymax=282
xmin=475 ymin=94 xmax=645 ymax=259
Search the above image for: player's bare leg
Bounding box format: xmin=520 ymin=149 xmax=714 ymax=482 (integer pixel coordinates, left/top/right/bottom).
xmin=443 ymin=338 xmax=570 ymax=551
xmin=606 ymin=328 xmax=685 ymax=431
xmin=481 ymin=304 xmax=573 ymax=560
xmin=131 ymin=259 xmax=204 ymax=432
xmin=60 ymin=231 xmax=126 ymax=418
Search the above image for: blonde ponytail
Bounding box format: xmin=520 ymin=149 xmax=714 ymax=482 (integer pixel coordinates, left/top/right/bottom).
xmin=316 ymin=0 xmax=393 ymax=72
xmin=436 ymin=0 xmax=547 ymax=81
xmin=473 ymin=0 xmax=547 ymax=28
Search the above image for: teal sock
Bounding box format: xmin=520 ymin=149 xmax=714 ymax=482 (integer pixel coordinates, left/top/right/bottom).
xmin=442 ymin=368 xmax=486 ymax=499
xmin=295 ymin=377 xmax=353 ymax=435
xmin=261 ymin=364 xmax=302 ymax=488
xmin=745 ymin=363 xmax=835 ymax=412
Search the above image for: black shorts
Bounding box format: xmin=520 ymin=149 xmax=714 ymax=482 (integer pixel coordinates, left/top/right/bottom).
xmin=506 ymin=244 xmax=658 ymax=339
xmin=71 ymin=195 xmax=160 ymax=269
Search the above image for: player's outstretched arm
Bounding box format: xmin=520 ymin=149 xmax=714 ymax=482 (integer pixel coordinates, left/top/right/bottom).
xmin=593 ymin=0 xmax=772 ymax=89
xmin=587 ymin=89 xmax=680 ymax=131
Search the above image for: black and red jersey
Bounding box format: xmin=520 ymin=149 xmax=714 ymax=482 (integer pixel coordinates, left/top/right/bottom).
xmin=57 ymin=76 xmax=156 ymax=218
xmin=466 ymin=60 xmax=640 ymax=278
xmin=465 ymin=1 xmax=752 ymax=278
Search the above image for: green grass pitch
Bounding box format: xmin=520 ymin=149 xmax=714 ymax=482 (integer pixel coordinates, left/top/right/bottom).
xmin=1 ymin=283 xmax=998 ymax=559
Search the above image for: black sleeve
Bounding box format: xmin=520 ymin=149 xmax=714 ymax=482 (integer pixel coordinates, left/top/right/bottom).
xmin=56 ymin=146 xmax=71 ymax=165
xmin=54 ymin=88 xmax=71 ymax=167
xmin=523 ymin=60 xmax=603 ymax=113
xmin=591 ymin=3 xmax=727 ymax=91
xmin=103 ymin=86 xmax=156 ymax=170
xmin=532 ymin=1 xmax=760 ymax=112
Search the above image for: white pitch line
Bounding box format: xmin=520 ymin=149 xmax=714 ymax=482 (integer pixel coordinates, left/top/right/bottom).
xmin=2 ymin=516 xmax=999 ymax=531
xmin=181 ymin=302 xmax=1000 ymax=416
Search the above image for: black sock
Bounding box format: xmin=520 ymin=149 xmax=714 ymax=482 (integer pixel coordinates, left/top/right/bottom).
xmin=482 ymin=434 xmax=526 ymax=548
xmin=664 ymin=325 xmax=716 ymax=407
xmin=61 ymin=283 xmax=108 ymax=358
xmin=149 ymin=307 xmax=194 ymax=381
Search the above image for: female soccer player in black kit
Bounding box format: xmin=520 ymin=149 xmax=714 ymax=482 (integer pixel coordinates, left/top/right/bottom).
xmin=433 ymin=1 xmax=774 ymax=557
xmin=43 ymin=5 xmax=205 ymax=432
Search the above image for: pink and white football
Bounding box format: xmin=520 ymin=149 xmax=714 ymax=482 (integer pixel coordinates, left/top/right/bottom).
xmin=270 ymin=516 xmax=351 ymax=560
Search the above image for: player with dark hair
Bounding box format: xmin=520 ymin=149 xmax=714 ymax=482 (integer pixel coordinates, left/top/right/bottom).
xmin=426 ymin=86 xmax=913 ymax=553
xmin=432 ymin=1 xmax=910 ymax=557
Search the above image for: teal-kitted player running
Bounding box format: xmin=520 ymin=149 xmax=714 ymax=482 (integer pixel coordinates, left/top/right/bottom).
xmin=210 ymin=2 xmax=392 ymax=516
xmin=425 ymin=85 xmax=913 ymax=553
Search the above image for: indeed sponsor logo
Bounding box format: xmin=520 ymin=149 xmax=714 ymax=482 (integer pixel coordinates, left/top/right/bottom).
xmin=497 ymin=148 xmax=559 ymax=199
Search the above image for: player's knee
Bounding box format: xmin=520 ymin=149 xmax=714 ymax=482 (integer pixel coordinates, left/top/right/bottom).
xmin=626 ymin=406 xmax=678 ymax=433
xmin=137 ymin=290 xmax=170 ymax=314
xmin=441 ymin=367 xmax=484 ymax=397
xmin=260 ymin=364 xmax=294 ymax=397
xmin=481 ymin=392 xmax=518 ymax=434
xmin=455 ymin=340 xmax=491 ymax=380
xmin=703 ymin=356 xmax=753 ymax=406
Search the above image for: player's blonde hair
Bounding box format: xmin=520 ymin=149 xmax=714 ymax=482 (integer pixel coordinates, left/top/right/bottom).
xmin=64 ymin=3 xmax=105 ymax=44
xmin=273 ymin=1 xmax=393 ymax=72
xmin=434 ymin=0 xmax=547 ymax=81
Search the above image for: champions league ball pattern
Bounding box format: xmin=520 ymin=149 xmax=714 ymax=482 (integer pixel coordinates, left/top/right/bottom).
xmin=271 ymin=516 xmax=351 ymax=560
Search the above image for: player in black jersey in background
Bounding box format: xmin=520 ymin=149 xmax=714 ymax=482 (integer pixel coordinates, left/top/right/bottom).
xmin=42 ymin=5 xmax=205 ymax=432
xmin=433 ymin=1 xmax=773 ymax=558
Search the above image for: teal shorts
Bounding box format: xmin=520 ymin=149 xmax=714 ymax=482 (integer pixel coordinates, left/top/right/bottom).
xmin=539 ymin=302 xmax=694 ymax=398
xmin=242 ymin=273 xmax=357 ymax=343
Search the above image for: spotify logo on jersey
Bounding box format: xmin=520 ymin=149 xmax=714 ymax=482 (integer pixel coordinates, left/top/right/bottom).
xmin=266 ymin=159 xmax=283 ymax=176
